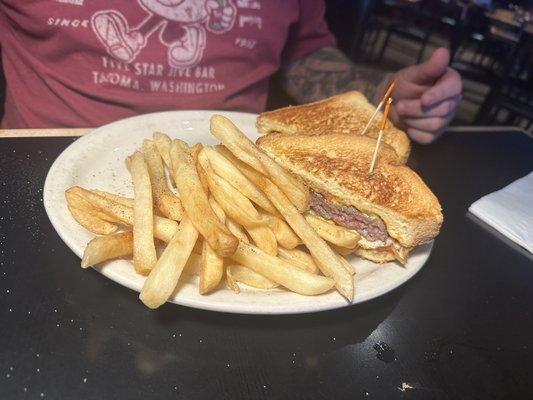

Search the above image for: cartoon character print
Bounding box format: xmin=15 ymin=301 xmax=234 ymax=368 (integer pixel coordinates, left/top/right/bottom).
xmin=91 ymin=0 xmax=236 ymax=68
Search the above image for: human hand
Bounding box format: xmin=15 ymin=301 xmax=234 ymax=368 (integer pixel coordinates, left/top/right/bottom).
xmin=377 ymin=48 xmax=462 ymax=144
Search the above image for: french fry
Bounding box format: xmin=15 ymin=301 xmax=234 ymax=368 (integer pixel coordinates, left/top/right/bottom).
xmin=69 ymin=187 xmax=179 ymax=243
xmin=199 ymin=240 xmax=224 ymax=294
xmin=210 ymin=118 xmax=268 ymax=175
xmin=182 ymin=252 xmax=201 ymax=276
xmin=208 ymin=196 xmax=226 ymax=223
xmin=70 ymin=117 xmax=362 ymax=301
xmin=152 ymin=132 xmax=173 ymax=170
xmin=206 ymin=172 xmax=266 ymax=228
xmin=226 ymin=218 xmax=249 ymax=243
xmin=198 ymin=150 xmax=266 ymax=228
xmin=232 ymin=242 xmax=334 ymax=296
xmin=141 ymin=139 xmax=184 ymax=221
xmin=227 ymin=264 xmax=278 ymax=289
xmin=93 ymin=211 xmax=125 ymax=226
xmin=245 ymin=225 xmax=277 ymax=256
xmin=91 ymin=189 xmax=134 ymax=209
xmin=216 ymin=149 xmax=302 ymax=251
xmin=202 ymin=146 xmax=278 ymax=215
xmin=216 ymin=145 xmax=265 ymax=183
xmin=247 ymin=175 xmax=354 ymax=300
xmin=216 ymin=147 xmax=292 ymax=260
xmin=170 ymin=140 xmax=238 ymax=257
xmin=131 ymin=152 xmax=157 ymax=275
xmin=226 ymin=266 xmax=241 ymax=293
xmin=68 ymin=206 xmax=122 ymax=231
xmin=67 ymin=189 xmax=124 ymax=225
xmin=152 ymin=132 xmax=176 ymax=189
xmin=199 ymin=196 xmax=225 ymax=294
xmin=263 ymin=213 xmax=301 ymax=249
xmin=210 ymin=115 xmax=309 ymax=212
xmin=92 ymin=189 xmax=164 ymax=218
xmin=139 ymin=217 xmax=199 ymax=309
xmin=277 ymin=247 xmax=320 ymax=274
xmin=215 ymin=146 xmax=290 ymax=249
xmin=81 ymin=231 xmax=133 ymax=268
xmin=304 ymin=213 xmax=360 ymax=249
xmin=191 ymin=143 xmax=210 ymax=194
xmin=335 ymin=253 xmax=356 ymax=275
xmin=65 ymin=190 xmax=119 ymax=234
xmin=192 ymin=238 xmax=203 ymax=255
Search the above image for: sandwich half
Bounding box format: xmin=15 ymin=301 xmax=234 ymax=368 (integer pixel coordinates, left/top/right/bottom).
xmin=256 ymin=133 xmax=443 ymax=264
xmin=256 ymin=91 xmax=411 ymax=164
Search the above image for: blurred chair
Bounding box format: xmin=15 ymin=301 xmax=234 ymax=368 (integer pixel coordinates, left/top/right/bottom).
xmin=376 ymin=0 xmax=431 ymax=64
xmin=451 ymin=4 xmax=531 ymax=126
xmin=451 ymin=34 xmax=509 ymax=86
xmin=325 ymin=0 xmax=362 ymax=55
xmin=476 ymin=36 xmax=533 ymax=133
xmin=353 ymin=13 xmax=386 ymax=63
xmin=422 ymin=0 xmax=466 ymax=57
xmin=450 ymin=5 xmax=521 ymax=119
xmin=349 ymin=0 xmax=379 ymax=61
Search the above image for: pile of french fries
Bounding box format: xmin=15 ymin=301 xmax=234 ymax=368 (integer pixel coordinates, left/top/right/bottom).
xmin=65 ymin=115 xmax=362 ymax=309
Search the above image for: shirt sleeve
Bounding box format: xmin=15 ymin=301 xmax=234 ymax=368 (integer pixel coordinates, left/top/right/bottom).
xmin=281 ymin=0 xmax=337 ymax=64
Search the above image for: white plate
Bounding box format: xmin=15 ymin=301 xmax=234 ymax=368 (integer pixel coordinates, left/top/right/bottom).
xmin=44 ymin=110 xmax=433 ymax=315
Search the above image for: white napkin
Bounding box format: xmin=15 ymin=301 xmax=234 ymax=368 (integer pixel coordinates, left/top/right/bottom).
xmin=469 ymin=172 xmax=533 ymax=254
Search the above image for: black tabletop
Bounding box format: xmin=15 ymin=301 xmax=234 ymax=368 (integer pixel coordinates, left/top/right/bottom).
xmin=1 ymin=130 xmax=532 ymax=400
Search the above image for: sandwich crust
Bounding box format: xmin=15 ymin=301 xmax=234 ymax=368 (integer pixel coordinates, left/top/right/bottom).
xmin=257 ymin=133 xmax=443 ymax=248
xmin=256 ymin=91 xmax=411 ymax=164
xmin=352 ymin=246 xmax=410 ymax=264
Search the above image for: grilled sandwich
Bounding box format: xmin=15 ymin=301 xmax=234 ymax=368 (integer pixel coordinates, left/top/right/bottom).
xmin=256 ymin=132 xmax=442 ymax=264
xmin=256 ymin=91 xmax=411 ymax=164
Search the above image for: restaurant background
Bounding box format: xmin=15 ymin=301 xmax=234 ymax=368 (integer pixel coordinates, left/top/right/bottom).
xmin=272 ymin=0 xmax=533 ymax=134
xmin=1 ymin=2 xmax=533 ymax=400
xmin=1 ymin=0 xmax=532 ymax=132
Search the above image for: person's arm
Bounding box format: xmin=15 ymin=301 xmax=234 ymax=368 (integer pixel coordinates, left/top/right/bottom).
xmin=281 ymin=46 xmax=388 ymax=104
xmin=281 ymin=46 xmax=462 ymax=144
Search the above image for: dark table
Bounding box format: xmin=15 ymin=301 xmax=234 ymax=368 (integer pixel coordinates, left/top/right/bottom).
xmin=1 ymin=129 xmax=532 ymax=400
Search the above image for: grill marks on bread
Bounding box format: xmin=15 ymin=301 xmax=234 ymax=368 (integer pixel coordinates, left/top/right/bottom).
xmin=257 ymin=133 xmax=443 ymax=248
xmin=256 ymin=91 xmax=411 ymax=163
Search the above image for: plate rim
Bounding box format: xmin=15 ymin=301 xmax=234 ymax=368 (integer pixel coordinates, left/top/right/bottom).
xmin=43 ymin=110 xmax=433 ymax=315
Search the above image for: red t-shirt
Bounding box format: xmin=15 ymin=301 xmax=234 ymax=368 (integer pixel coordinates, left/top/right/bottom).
xmin=0 ymin=0 xmax=335 ymax=128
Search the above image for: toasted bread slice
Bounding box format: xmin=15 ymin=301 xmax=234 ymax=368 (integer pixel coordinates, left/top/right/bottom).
xmin=256 ymin=91 xmax=411 ymax=164
xmin=257 ymin=133 xmax=443 ymax=248
xmin=352 ymin=246 xmax=411 ymax=264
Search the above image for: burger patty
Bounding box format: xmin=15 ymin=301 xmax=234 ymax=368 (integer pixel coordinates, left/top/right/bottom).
xmin=309 ymin=190 xmax=388 ymax=242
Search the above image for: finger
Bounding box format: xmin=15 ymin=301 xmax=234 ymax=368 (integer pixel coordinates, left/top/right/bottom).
xmin=407 ymin=128 xmax=443 ymax=144
xmin=401 ymin=48 xmax=450 ymax=85
xmin=396 ymin=95 xmax=460 ymax=118
xmin=393 ymin=78 xmax=428 ymax=101
xmin=421 ymin=69 xmax=462 ymax=107
xmin=387 ymin=104 xmax=402 ymax=127
xmin=403 ymin=114 xmax=453 ymax=135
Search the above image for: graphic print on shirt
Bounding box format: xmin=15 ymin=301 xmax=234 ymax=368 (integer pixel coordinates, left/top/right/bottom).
xmin=91 ymin=0 xmax=237 ymax=68
xmin=55 ymin=0 xmax=84 ymax=5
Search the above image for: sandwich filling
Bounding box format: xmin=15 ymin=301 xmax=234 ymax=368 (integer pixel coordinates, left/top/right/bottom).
xmin=309 ymin=190 xmax=388 ymax=242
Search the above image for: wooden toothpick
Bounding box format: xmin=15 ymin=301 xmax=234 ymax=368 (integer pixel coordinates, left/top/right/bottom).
xmin=381 ymin=79 xmax=397 ymax=103
xmin=368 ymin=98 xmax=393 ymax=175
xmin=360 ymin=79 xmax=397 ymax=137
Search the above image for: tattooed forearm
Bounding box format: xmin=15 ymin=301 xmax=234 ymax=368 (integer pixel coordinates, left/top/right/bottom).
xmin=281 ymin=46 xmax=391 ymax=104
